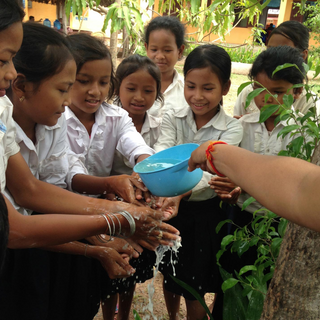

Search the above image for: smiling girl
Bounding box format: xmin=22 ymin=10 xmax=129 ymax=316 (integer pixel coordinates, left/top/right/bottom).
xmin=154 ymin=44 xmax=243 ymax=320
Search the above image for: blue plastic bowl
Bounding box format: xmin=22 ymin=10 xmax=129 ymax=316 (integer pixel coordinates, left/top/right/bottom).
xmin=134 ymin=143 xmax=203 ymax=197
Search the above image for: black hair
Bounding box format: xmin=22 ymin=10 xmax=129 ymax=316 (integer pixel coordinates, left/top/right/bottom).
xmin=114 ymin=54 xmax=163 ymax=105
xmin=66 ymin=33 xmax=115 ymax=100
xmin=0 ymin=194 xmax=9 ymax=272
xmin=144 ymin=16 xmax=186 ymax=49
xmin=13 ymin=22 xmax=74 ymax=87
xmin=0 ymin=0 xmax=25 ymax=32
xmin=268 ymin=21 xmax=309 ymax=54
xmin=184 ymin=44 xmax=231 ymax=88
xmin=249 ymin=46 xmax=306 ymax=84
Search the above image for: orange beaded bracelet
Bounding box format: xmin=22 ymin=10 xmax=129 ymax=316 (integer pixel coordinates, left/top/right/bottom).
xmin=205 ymin=141 xmax=228 ymax=177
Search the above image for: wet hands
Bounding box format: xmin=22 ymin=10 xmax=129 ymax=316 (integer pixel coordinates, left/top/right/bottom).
xmin=91 ymin=245 xmax=136 ymax=279
xmin=153 ymin=195 xmax=183 ymax=220
xmin=104 ymin=174 xmax=150 ymax=206
xmin=209 ymin=176 xmax=241 ymax=204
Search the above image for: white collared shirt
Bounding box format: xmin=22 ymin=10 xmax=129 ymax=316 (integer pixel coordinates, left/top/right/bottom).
xmin=237 ymin=112 xmax=298 ymax=213
xmin=0 ymin=96 xmax=20 ymax=192
xmin=154 ymin=105 xmax=243 ymax=201
xmin=148 ymin=69 xmax=187 ymax=118
xmin=3 ymin=116 xmax=88 ymax=215
xmin=65 ymin=102 xmax=155 ymax=177
xmin=110 ymin=112 xmax=162 ymax=176
xmin=233 ymin=85 xmax=320 ymax=117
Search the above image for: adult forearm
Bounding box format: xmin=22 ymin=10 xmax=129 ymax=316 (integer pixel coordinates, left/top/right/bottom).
xmin=211 ymin=145 xmax=320 ymax=231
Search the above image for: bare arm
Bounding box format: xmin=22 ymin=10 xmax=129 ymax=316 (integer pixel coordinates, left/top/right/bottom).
xmin=188 ymin=143 xmax=320 ymax=232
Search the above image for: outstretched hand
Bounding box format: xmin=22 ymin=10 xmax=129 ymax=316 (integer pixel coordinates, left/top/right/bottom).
xmin=188 ymin=141 xmax=212 ymax=173
xmin=209 ymin=176 xmax=241 ymax=204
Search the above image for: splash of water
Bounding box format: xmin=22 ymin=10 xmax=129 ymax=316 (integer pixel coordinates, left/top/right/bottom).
xmin=142 ymin=239 xmax=182 ymax=320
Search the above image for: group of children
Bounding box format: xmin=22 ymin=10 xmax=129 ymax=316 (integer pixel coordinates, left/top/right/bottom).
xmin=0 ymin=0 xmax=317 ymax=319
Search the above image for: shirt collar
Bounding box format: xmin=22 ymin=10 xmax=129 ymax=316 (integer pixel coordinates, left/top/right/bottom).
xmin=141 ymin=112 xmax=161 ymax=134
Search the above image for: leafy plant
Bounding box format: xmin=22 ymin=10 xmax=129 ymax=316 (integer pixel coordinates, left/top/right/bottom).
xmin=216 ymin=62 xmax=320 ymax=319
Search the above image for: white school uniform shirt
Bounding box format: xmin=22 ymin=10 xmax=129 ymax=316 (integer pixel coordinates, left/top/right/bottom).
xmin=148 ymin=69 xmax=187 ymax=118
xmin=110 ymin=111 xmax=162 ymax=176
xmin=0 ymin=96 xmax=20 ymax=193
xmin=65 ymin=102 xmax=155 ymax=177
xmin=233 ymin=85 xmax=320 ymax=117
xmin=154 ymin=104 xmax=243 ymax=201
xmin=237 ymin=112 xmax=298 ymax=213
xmin=3 ymin=116 xmax=88 ymax=216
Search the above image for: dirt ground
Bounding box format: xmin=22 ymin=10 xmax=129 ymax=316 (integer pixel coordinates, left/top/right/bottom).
xmin=93 ymin=272 xmax=215 ymax=320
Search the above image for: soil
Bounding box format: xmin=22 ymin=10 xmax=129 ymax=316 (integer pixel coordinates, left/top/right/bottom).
xmin=93 ymin=272 xmax=215 ymax=320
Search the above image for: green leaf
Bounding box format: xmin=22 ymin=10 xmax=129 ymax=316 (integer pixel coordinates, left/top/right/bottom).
xmin=239 ymin=265 xmax=257 ymax=276
xmin=259 ymin=104 xmax=280 ymax=123
xmin=133 ymin=310 xmax=142 ymax=320
xmin=282 ymin=94 xmax=294 ymax=109
xmin=221 ymin=235 xmax=234 ymax=248
xmin=290 ymin=136 xmax=304 ymax=155
xmin=272 ymin=63 xmax=300 ymax=77
xmin=242 ymin=197 xmax=256 ymax=211
xmin=246 ymin=88 xmax=265 ymax=109
xmin=271 ymin=237 xmax=282 ymax=257
xmin=306 ymin=121 xmax=320 ymax=137
xmin=238 ymin=240 xmax=250 ymax=256
xmin=216 ymin=219 xmax=233 ymax=233
xmin=170 ymin=275 xmax=213 ymax=320
xmin=300 ymin=111 xmax=314 ymax=125
xmin=191 ymin=0 xmax=201 ymax=14
xmin=245 ymin=289 xmax=265 ymax=320
xmin=222 ymin=278 xmax=239 ymax=292
xmin=278 ymin=218 xmax=288 ymax=238
xmin=237 ymin=81 xmax=252 ymax=96
xmin=220 ymin=268 xmax=247 ymax=320
xmin=277 ymin=124 xmax=300 ymax=138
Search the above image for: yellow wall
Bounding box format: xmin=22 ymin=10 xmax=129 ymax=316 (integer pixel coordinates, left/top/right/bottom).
xmin=25 ymin=2 xmax=57 ymax=23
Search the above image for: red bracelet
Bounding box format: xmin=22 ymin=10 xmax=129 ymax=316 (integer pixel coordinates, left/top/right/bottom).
xmin=205 ymin=141 xmax=227 ymax=177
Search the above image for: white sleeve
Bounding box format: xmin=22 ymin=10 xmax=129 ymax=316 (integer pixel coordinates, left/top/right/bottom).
xmin=153 ymin=111 xmax=177 ymax=152
xmin=116 ymin=112 xmax=155 ymax=167
xmin=66 ymin=149 xmax=88 ymax=191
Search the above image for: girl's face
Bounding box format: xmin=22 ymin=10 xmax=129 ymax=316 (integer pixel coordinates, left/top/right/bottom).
xmin=70 ymin=58 xmax=112 ymax=115
xmin=119 ymin=69 xmax=157 ymax=117
xmin=145 ymin=29 xmax=184 ymax=75
xmin=17 ymin=59 xmax=76 ymax=127
xmin=0 ymin=22 xmax=23 ymax=97
xmin=184 ymin=67 xmax=230 ymax=120
xmin=253 ymin=71 xmax=302 ymax=114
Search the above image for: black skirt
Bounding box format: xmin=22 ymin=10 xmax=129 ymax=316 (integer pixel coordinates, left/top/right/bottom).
xmin=0 ymin=241 xmax=103 ymax=320
xmin=160 ymin=196 xmax=228 ymax=301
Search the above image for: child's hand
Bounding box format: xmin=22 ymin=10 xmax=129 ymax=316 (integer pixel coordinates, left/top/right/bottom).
xmin=89 ymin=245 xmax=136 ymax=279
xmin=209 ymin=176 xmax=241 ymax=204
xmin=105 ymin=174 xmax=149 ymax=206
xmin=155 ymin=196 xmax=183 ymax=220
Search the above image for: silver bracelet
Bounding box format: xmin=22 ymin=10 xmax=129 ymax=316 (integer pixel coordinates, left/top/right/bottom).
xmin=95 ymin=214 xmax=113 ymax=243
xmin=118 ymin=210 xmax=136 ymax=237
xmin=109 ymin=213 xmax=121 ymax=236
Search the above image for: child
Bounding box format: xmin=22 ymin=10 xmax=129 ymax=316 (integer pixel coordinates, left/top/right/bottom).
xmin=154 ymin=44 xmax=243 ymax=320
xmin=0 ymin=22 xmax=180 ymax=320
xmin=233 ymin=20 xmax=318 ymax=118
xmin=65 ymin=33 xmax=155 ymax=190
xmin=214 ymin=45 xmax=305 ymax=278
xmin=144 ymin=16 xmax=186 ymax=118
xmin=105 ymin=54 xmax=170 ymax=320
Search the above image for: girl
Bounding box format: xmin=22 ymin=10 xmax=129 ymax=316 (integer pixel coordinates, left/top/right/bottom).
xmin=105 ymin=54 xmax=178 ymax=320
xmin=145 ymin=16 xmax=186 ymax=118
xmin=0 ymin=0 xmax=171 ymax=262
xmin=0 ymin=21 xmax=179 ymax=320
xmin=154 ymin=44 xmax=243 ymax=320
xmin=233 ymin=20 xmax=317 ymax=118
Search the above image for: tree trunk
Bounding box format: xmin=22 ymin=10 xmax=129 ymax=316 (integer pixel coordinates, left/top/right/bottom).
xmin=122 ymin=27 xmax=129 ymax=58
xmin=260 ymin=143 xmax=320 ymax=319
xmin=109 ymin=0 xmax=121 ymax=69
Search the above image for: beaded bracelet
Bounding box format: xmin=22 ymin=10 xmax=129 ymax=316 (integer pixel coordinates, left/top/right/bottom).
xmin=205 ymin=141 xmax=228 ymax=177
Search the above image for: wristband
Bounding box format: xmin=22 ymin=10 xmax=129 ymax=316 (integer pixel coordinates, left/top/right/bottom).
xmin=205 ymin=141 xmax=227 ymax=177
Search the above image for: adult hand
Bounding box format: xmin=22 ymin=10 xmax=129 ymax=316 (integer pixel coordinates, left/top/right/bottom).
xmin=86 ymin=245 xmax=136 ymax=279
xmin=188 ymin=141 xmax=212 ymax=173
